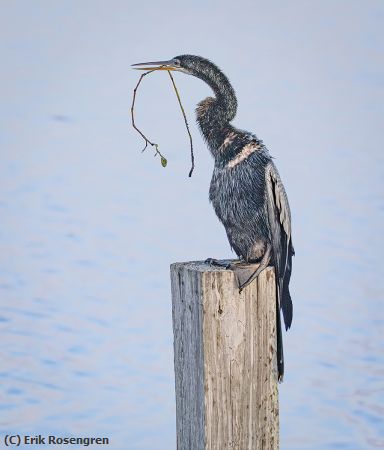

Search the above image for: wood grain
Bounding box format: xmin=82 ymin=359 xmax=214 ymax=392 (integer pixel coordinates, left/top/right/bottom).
xmin=171 ymin=261 xmax=279 ymax=450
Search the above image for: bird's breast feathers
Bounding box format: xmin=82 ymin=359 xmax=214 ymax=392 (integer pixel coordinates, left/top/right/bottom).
xmin=225 ymin=141 xmax=264 ymax=169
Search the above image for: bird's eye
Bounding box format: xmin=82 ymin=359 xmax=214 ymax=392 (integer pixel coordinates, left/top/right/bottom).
xmin=173 ymin=59 xmax=181 ymax=67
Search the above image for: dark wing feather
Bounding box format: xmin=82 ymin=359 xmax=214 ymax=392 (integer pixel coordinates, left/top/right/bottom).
xmin=266 ymin=162 xmax=294 ymax=330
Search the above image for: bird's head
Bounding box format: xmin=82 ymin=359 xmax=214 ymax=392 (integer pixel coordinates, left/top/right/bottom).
xmin=132 ymin=55 xmax=215 ymax=78
xmin=132 ymin=54 xmax=238 ymax=127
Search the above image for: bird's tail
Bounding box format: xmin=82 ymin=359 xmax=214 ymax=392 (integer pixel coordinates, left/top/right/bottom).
xmin=281 ymin=240 xmax=294 ymax=331
xmin=276 ymin=300 xmax=284 ymax=382
xmin=277 ymin=240 xmax=294 ymax=381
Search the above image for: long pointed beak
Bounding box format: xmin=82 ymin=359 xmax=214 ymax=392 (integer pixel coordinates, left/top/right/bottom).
xmin=131 ymin=59 xmax=177 ymax=71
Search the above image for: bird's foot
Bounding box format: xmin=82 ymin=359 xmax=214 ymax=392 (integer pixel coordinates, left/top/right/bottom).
xmin=238 ymin=245 xmax=272 ymax=293
xmin=205 ymin=258 xmax=231 ymax=269
xmin=238 ymin=264 xmax=267 ymax=293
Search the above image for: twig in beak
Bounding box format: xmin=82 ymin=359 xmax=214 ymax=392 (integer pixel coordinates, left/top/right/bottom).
xmin=131 ymin=67 xmax=168 ymax=167
xmin=167 ymin=71 xmax=195 ymax=177
xmin=131 ymin=66 xmax=195 ymax=175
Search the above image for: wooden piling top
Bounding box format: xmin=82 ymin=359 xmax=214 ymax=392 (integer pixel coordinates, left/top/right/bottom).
xmin=171 ymin=260 xmax=279 ymax=450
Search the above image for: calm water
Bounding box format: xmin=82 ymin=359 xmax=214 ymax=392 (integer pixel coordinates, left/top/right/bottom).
xmin=1 ymin=2 xmax=383 ymax=449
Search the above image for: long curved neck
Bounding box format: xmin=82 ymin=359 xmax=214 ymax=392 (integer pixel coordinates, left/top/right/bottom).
xmin=195 ymin=66 xmax=238 ymax=155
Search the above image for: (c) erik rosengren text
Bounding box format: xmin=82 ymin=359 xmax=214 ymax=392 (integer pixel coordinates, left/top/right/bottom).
xmin=4 ymin=434 xmax=110 ymax=447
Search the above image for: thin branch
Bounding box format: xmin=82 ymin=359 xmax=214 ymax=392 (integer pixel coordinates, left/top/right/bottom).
xmin=131 ymin=67 xmax=167 ymax=166
xmin=167 ymin=71 xmax=195 ymax=177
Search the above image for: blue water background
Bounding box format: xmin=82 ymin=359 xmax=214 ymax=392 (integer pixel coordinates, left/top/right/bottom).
xmin=0 ymin=1 xmax=383 ymax=449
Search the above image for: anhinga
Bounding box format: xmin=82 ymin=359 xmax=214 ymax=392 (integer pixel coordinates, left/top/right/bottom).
xmin=132 ymin=55 xmax=294 ymax=381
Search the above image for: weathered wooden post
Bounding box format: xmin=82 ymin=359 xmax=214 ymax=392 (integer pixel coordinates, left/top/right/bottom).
xmin=170 ymin=260 xmax=279 ymax=450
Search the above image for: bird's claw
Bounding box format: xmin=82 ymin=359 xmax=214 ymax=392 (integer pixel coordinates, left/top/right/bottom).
xmin=205 ymin=258 xmax=231 ymax=269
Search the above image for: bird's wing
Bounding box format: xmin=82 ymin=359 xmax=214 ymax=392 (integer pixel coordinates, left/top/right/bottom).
xmin=265 ymin=162 xmax=294 ymax=330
